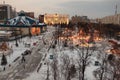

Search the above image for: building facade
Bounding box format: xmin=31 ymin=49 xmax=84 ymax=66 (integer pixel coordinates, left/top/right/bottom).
xmin=39 ymin=15 xmax=44 ymax=23
xmin=17 ymin=11 xmax=35 ymax=18
xmin=0 ymin=4 xmax=16 ymax=23
xmin=96 ymin=14 xmax=120 ymax=25
xmin=25 ymin=12 xmax=34 ymax=18
xmin=43 ymin=14 xmax=69 ymax=25
xmin=71 ymin=15 xmax=90 ymax=24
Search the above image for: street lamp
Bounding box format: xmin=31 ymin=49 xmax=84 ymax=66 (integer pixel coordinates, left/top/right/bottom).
xmin=15 ymin=37 xmax=18 ymax=47
xmin=14 ymin=31 xmax=18 ymax=47
xmin=29 ymin=26 xmax=32 ymax=38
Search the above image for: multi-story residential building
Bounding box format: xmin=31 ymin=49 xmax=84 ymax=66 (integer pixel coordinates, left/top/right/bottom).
xmin=25 ymin=12 xmax=34 ymax=18
xmin=96 ymin=14 xmax=120 ymax=25
xmin=43 ymin=13 xmax=69 ymax=25
xmin=39 ymin=15 xmax=44 ymax=23
xmin=71 ymin=15 xmax=90 ymax=24
xmin=17 ymin=11 xmax=35 ymax=18
xmin=0 ymin=4 xmax=16 ymax=23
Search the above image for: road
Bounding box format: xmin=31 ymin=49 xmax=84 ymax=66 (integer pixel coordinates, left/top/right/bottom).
xmin=0 ymin=26 xmax=55 ymax=80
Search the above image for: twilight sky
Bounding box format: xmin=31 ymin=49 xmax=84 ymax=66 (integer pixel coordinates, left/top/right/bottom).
xmin=1 ymin=0 xmax=120 ymax=19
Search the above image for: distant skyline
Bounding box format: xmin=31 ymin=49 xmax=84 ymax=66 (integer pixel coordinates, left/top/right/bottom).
xmin=1 ymin=0 xmax=120 ymax=19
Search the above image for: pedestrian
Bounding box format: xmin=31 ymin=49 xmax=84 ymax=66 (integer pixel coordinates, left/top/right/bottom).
xmin=23 ymin=64 xmax=25 ymax=69
xmin=3 ymin=67 xmax=5 ymax=71
xmin=21 ymin=56 xmax=25 ymax=63
xmin=9 ymin=64 xmax=11 ymax=67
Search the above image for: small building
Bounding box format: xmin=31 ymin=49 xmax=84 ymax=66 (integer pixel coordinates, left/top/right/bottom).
xmin=71 ymin=15 xmax=90 ymax=24
xmin=18 ymin=11 xmax=35 ymax=18
xmin=0 ymin=31 xmax=12 ymax=41
xmin=0 ymin=31 xmax=12 ymax=37
xmin=39 ymin=15 xmax=44 ymax=23
xmin=0 ymin=11 xmax=47 ymax=39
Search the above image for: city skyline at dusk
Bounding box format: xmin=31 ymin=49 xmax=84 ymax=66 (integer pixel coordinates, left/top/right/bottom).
xmin=0 ymin=0 xmax=120 ymax=80
xmin=0 ymin=0 xmax=120 ymax=18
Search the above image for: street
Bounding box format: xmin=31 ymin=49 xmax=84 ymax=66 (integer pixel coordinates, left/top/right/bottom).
xmin=0 ymin=26 xmax=55 ymax=80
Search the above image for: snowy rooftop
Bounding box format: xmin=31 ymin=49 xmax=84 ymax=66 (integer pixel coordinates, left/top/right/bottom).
xmin=7 ymin=16 xmax=39 ymax=26
xmin=0 ymin=12 xmax=46 ymax=28
xmin=0 ymin=31 xmax=12 ymax=34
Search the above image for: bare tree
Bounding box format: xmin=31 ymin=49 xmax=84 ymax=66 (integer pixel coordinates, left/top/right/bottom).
xmin=60 ymin=53 xmax=71 ymax=80
xmin=94 ymin=53 xmax=120 ymax=80
xmin=93 ymin=51 xmax=109 ymax=80
xmin=50 ymin=52 xmax=59 ymax=80
xmin=108 ymin=57 xmax=120 ymax=80
xmin=46 ymin=61 xmax=50 ymax=80
xmin=93 ymin=42 xmax=111 ymax=80
xmin=76 ymin=45 xmax=95 ymax=80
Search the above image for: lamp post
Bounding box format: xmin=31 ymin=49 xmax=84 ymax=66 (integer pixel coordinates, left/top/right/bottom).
xmin=15 ymin=36 xmax=18 ymax=47
xmin=20 ymin=28 xmax=22 ymax=40
xmin=14 ymin=31 xmax=18 ymax=47
xmin=29 ymin=26 xmax=32 ymax=38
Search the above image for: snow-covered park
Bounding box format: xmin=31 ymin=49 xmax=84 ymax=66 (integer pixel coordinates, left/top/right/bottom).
xmin=0 ymin=26 xmax=119 ymax=80
xmin=23 ymin=40 xmax=109 ymax=80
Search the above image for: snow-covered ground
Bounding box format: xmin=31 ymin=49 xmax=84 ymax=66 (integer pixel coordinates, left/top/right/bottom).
xmin=23 ymin=31 xmax=105 ymax=80
xmin=0 ymin=26 xmax=54 ymax=71
xmin=0 ymin=36 xmax=43 ymax=70
xmin=24 ymin=39 xmax=110 ymax=80
xmin=24 ymin=35 xmax=120 ymax=80
xmin=0 ymin=26 xmax=56 ymax=68
xmin=0 ymin=26 xmax=119 ymax=80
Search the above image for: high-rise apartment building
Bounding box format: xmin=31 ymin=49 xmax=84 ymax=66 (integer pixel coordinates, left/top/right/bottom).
xmin=0 ymin=4 xmax=16 ymax=23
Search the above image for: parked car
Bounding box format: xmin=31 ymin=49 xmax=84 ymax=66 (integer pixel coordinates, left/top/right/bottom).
xmin=22 ymin=50 xmax=31 ymax=56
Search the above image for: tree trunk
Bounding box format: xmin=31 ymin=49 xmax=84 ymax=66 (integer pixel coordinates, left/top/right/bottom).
xmin=79 ymin=70 xmax=81 ymax=80
xmin=82 ymin=66 xmax=85 ymax=80
xmin=82 ymin=60 xmax=85 ymax=80
xmin=100 ymin=68 xmax=104 ymax=80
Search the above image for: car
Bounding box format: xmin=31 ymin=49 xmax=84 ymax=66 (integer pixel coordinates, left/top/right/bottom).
xmin=25 ymin=43 xmax=31 ymax=47
xmin=22 ymin=50 xmax=31 ymax=56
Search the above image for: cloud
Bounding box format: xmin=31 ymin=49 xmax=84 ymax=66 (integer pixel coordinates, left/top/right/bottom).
xmin=59 ymin=0 xmax=120 ymax=18
xmin=1 ymin=0 xmax=120 ymax=18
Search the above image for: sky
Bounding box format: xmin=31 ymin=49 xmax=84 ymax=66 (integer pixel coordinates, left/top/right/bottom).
xmin=1 ymin=0 xmax=120 ymax=19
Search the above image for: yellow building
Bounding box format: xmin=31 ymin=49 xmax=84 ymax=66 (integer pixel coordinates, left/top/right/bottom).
xmin=44 ymin=14 xmax=69 ymax=25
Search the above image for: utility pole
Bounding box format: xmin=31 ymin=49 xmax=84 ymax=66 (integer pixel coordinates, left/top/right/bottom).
xmin=3 ymin=1 xmax=5 ymax=4
xmin=115 ymin=4 xmax=119 ymax=24
xmin=115 ymin=4 xmax=117 ymax=15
